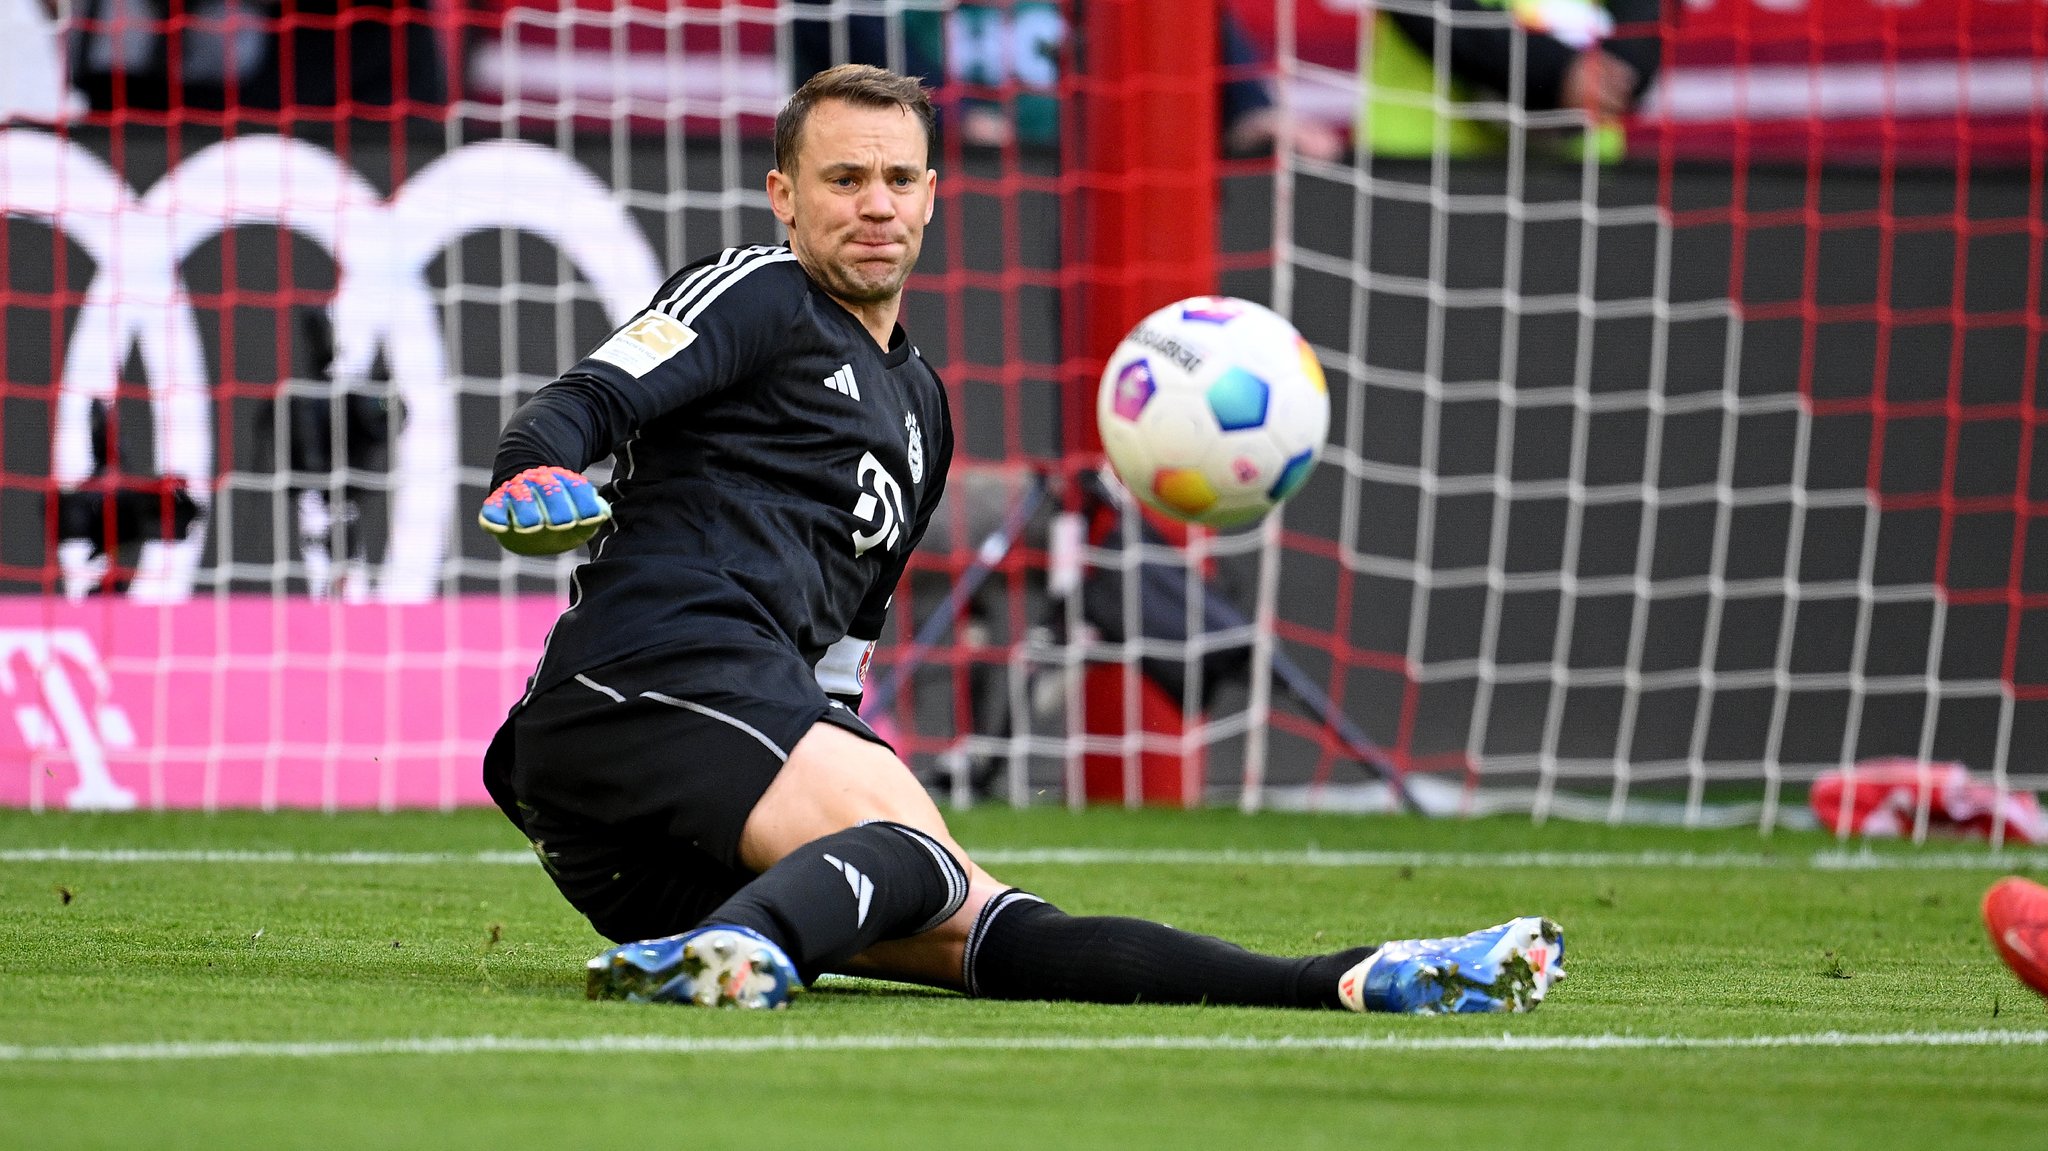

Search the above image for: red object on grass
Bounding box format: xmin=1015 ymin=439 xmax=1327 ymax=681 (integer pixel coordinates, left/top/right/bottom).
xmin=1808 ymin=758 xmax=2045 ymax=845
xmin=1982 ymin=876 xmax=2048 ymax=1001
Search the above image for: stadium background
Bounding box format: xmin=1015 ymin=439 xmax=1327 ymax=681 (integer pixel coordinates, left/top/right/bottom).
xmin=1 ymin=0 xmax=2042 ymax=827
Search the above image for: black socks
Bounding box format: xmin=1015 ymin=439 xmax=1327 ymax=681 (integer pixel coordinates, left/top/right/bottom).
xmin=703 ymin=820 xmax=968 ymax=980
xmin=705 ymin=839 xmax=1369 ymax=1008
xmin=964 ymin=890 xmax=1374 ymax=1009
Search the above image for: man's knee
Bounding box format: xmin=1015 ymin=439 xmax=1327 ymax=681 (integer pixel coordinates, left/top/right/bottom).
xmin=839 ymin=876 xmax=1010 ymax=989
xmin=738 ymin=721 xmax=961 ymax=872
xmin=710 ymin=818 xmax=971 ymax=977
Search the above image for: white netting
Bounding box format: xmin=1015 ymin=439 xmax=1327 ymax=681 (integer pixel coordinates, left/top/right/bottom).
xmin=1246 ymin=0 xmax=2048 ymax=834
xmin=7 ymin=0 xmax=2044 ymax=836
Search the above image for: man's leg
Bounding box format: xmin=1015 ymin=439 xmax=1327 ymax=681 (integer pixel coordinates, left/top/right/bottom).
xmin=709 ymin=722 xmax=1003 ymax=982
xmin=958 ymin=892 xmax=1371 ymax=1008
xmin=958 ymin=891 xmax=1564 ymax=1013
xmin=586 ymin=721 xmax=1353 ymax=1003
xmin=594 ymin=723 xmax=1564 ymax=1013
xmin=585 ymin=721 xmax=1007 ymax=1003
xmin=720 ymin=723 xmax=1365 ymax=1008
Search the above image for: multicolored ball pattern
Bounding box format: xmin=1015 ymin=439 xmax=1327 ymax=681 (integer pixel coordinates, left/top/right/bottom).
xmin=1095 ymin=296 xmax=1330 ymax=527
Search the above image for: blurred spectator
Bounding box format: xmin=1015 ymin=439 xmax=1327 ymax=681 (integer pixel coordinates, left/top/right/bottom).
xmin=790 ymin=1 xmax=1010 ymax=143
xmin=254 ymin=307 xmax=400 ymax=600
xmin=790 ymin=0 xmax=1341 ymax=158
xmin=52 ymin=399 xmax=201 ymax=600
xmin=1361 ymin=0 xmax=1661 ymax=159
xmin=1217 ymin=8 xmax=1342 ymax=160
xmin=790 ymin=0 xmax=945 ymax=90
xmin=67 ymin=0 xmax=448 ymax=113
xmin=2 ymin=0 xmax=86 ymax=122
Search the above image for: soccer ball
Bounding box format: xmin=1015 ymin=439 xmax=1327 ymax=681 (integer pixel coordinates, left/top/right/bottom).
xmin=1095 ymin=296 xmax=1330 ymax=527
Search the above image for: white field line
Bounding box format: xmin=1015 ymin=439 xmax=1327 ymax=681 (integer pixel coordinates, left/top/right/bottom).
xmin=2 ymin=847 xmax=2045 ymax=871
xmin=1 ymin=1030 xmax=2042 ymax=1063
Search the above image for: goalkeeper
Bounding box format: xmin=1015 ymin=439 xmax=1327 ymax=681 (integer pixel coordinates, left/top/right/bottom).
xmin=479 ymin=64 xmax=1565 ymax=1014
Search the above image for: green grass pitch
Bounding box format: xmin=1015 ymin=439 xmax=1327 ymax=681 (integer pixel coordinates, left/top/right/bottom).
xmin=3 ymin=806 xmax=2045 ymax=1149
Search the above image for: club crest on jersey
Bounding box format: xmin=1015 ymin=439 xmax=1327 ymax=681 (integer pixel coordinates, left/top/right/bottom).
xmin=905 ymin=412 xmax=925 ymax=484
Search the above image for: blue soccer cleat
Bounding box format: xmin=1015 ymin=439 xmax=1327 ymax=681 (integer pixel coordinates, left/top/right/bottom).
xmin=1336 ymin=916 xmax=1565 ymax=1015
xmin=585 ymin=925 xmax=801 ymax=1009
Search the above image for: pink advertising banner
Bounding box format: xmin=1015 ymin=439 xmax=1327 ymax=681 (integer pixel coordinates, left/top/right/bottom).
xmin=0 ymin=596 xmax=561 ymax=811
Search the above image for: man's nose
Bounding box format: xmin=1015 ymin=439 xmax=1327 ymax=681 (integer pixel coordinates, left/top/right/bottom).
xmin=857 ymin=181 xmax=897 ymax=218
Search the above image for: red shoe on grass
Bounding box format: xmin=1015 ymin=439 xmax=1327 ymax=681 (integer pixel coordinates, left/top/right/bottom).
xmin=1982 ymin=876 xmax=2048 ymax=1000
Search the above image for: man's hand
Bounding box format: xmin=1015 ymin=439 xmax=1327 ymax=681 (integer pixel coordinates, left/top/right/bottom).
xmin=1561 ymin=49 xmax=1641 ymax=120
xmin=479 ymin=466 xmax=611 ymax=556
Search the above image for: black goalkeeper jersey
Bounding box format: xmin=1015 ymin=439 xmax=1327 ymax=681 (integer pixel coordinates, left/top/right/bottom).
xmin=491 ymin=243 xmax=953 ymax=704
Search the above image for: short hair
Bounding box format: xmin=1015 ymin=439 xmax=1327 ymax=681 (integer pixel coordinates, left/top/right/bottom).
xmin=774 ymin=64 xmax=936 ymax=176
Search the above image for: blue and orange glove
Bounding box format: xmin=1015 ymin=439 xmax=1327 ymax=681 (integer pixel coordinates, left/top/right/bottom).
xmin=479 ymin=466 xmax=611 ymax=556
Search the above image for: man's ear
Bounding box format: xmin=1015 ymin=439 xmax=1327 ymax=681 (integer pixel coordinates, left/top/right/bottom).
xmin=768 ymin=168 xmax=796 ymax=226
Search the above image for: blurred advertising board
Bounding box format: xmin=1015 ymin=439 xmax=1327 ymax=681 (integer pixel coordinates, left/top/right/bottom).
xmin=464 ymin=0 xmax=2041 ymax=163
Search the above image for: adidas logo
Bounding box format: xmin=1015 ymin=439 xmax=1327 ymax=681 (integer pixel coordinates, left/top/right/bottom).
xmin=824 ymin=363 xmax=861 ymax=401
xmin=823 ymin=852 xmax=874 ymax=927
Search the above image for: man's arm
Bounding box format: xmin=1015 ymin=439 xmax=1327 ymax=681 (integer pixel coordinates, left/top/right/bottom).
xmin=491 ymin=247 xmax=801 ymax=487
xmin=1386 ymin=0 xmax=1662 ymax=115
xmin=1593 ymin=0 xmax=1663 ymax=104
xmin=481 ymin=247 xmax=800 ymax=554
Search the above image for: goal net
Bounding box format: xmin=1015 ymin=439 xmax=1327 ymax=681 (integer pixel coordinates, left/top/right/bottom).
xmin=1241 ymin=0 xmax=2048 ymax=831
xmin=0 ymin=0 xmax=1078 ymax=811
xmin=1 ymin=0 xmax=2041 ymax=839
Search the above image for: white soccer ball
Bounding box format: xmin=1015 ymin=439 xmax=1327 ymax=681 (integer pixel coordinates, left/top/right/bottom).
xmin=1095 ymin=296 xmax=1330 ymax=527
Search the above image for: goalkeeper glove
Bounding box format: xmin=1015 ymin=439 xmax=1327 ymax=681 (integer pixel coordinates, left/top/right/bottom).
xmin=479 ymin=466 xmax=611 ymax=556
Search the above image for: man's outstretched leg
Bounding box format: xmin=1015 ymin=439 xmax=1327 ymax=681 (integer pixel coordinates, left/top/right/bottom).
xmin=585 ymin=724 xmax=1566 ymax=1014
xmin=962 ymin=891 xmax=1565 ymax=1015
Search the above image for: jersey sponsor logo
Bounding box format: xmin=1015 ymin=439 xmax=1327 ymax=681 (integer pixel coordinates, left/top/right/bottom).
xmin=589 ymin=312 xmax=696 ymax=377
xmin=824 ymin=363 xmax=861 ymax=401
xmin=851 ymin=451 xmax=907 ymax=557
xmin=905 ymin=412 xmax=925 ymax=484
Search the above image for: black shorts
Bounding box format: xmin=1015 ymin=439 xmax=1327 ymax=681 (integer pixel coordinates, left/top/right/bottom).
xmin=481 ymin=638 xmax=886 ymax=943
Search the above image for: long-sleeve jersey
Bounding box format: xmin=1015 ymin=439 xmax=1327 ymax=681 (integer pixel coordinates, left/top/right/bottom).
xmin=493 ymin=243 xmax=953 ymax=708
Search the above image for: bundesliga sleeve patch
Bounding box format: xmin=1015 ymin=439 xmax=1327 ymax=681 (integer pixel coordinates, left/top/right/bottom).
xmin=588 ymin=312 xmax=697 ymax=377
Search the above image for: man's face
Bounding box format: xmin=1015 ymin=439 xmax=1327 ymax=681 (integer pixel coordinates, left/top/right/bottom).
xmin=769 ymin=99 xmax=936 ymax=307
